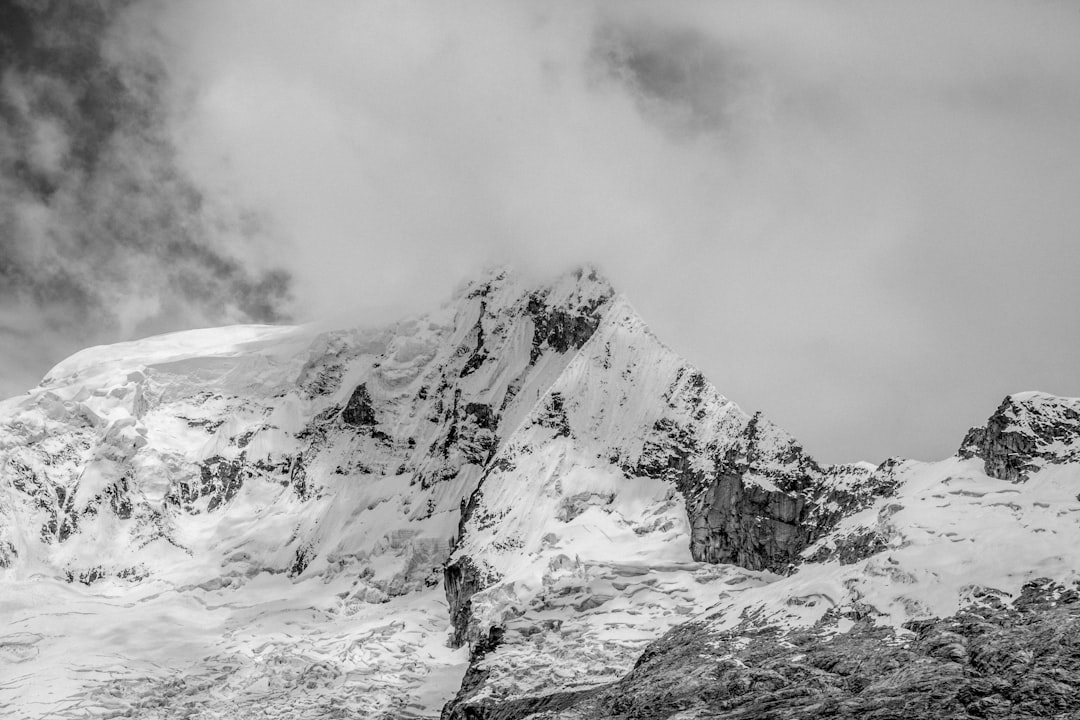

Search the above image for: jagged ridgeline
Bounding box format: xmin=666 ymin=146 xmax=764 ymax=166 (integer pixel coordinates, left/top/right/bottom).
xmin=1 ymin=266 xmax=1078 ymax=719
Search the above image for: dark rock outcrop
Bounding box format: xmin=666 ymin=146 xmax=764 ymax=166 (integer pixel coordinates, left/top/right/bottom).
xmin=804 ymin=526 xmax=891 ymax=565
xmin=440 ymin=626 xmax=521 ymax=720
xmin=459 ymin=402 xmax=499 ymax=465
xmin=687 ymin=415 xmax=895 ymax=573
xmin=167 ymin=456 xmax=245 ymax=512
xmin=690 ymin=471 xmax=814 ymax=571
xmin=444 ymin=555 xmax=497 ymax=649
xmin=634 ymin=419 xmax=704 ymax=491
xmin=959 ymin=393 xmax=1080 ymax=482
xmin=464 ymin=403 xmax=497 ymax=432
xmin=0 ymin=539 xmax=17 ymax=568
xmin=485 ymin=579 xmax=1080 ymax=719
xmin=524 ymin=268 xmax=612 ymax=365
xmin=8 ymin=459 xmax=80 ymax=545
xmin=103 ymin=478 xmax=134 ymax=519
xmin=341 ymin=383 xmax=378 ymax=427
xmin=537 ymin=392 xmax=571 ymax=438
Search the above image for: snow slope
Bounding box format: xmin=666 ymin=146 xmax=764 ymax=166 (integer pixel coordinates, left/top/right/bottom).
xmin=3 ymin=265 xmax=743 ymax=717
xmin=1 ymin=266 xmax=1077 ymax=718
xmin=0 ymin=267 xmax=619 ymax=717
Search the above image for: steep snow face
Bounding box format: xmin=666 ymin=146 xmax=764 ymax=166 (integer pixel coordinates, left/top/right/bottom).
xmin=0 ymin=263 xmax=876 ymax=717
xmin=446 ymin=296 xmax=749 ymax=644
xmin=530 ymin=438 xmax=1080 ymax=718
xmin=438 ymin=298 xmax=894 ymax=712
xmin=4 ymin=263 xmax=1078 ymax=719
xmin=0 ymin=267 xmax=614 ymax=582
xmin=0 ymin=266 xmax=623 ymax=717
xmin=441 ymin=393 xmax=1080 ymax=717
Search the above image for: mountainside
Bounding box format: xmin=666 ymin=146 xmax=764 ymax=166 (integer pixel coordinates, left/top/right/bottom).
xmin=0 ymin=267 xmax=1077 ymax=719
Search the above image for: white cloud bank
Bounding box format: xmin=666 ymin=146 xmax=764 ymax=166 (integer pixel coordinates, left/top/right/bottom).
xmin=4 ymin=0 xmax=1079 ymax=463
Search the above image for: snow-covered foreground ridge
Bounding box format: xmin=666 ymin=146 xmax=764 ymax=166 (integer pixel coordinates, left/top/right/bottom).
xmin=0 ymin=266 xmax=1078 ymax=719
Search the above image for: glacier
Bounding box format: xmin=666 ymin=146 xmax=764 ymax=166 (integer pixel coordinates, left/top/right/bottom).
xmin=0 ymin=266 xmax=1077 ymax=718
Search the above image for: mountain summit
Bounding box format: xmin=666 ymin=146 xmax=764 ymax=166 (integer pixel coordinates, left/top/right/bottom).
xmin=1 ymin=266 xmax=1078 ymax=718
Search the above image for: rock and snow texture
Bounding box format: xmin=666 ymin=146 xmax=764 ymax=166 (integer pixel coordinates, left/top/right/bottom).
xmin=537 ymin=577 xmax=1080 ymax=719
xmin=449 ymin=391 xmax=1080 ymax=718
xmin=0 ymin=265 xmax=1078 ymax=719
xmin=438 ymin=293 xmax=893 ymax=714
xmin=0 ymin=266 xmax=618 ymax=718
xmin=959 ymin=391 xmax=1080 ymax=482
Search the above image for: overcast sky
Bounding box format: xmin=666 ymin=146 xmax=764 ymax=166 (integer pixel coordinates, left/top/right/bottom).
xmin=1 ymin=0 xmax=1078 ymax=464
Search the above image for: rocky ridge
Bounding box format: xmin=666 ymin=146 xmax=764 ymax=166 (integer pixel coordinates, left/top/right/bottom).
xmin=0 ymin=266 xmax=629 ymax=717
xmin=519 ymin=578 xmax=1080 ymax=719
xmin=959 ymin=392 xmax=1080 ymax=483
xmin=437 ymin=295 xmax=898 ymax=715
xmin=0 ymin=266 xmax=1077 ymax=719
xmin=440 ymin=392 xmax=1080 ymax=719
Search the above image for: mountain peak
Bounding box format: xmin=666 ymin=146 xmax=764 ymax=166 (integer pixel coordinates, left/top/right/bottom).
xmin=959 ymin=391 xmax=1080 ymax=481
xmin=7 ymin=266 xmax=1079 ymax=718
xmin=451 ymin=263 xmax=614 ymax=307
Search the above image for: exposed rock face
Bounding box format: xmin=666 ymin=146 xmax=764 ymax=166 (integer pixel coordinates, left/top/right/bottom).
xmin=531 ymin=579 xmax=1080 ymax=720
xmin=449 ymin=387 xmax=886 ymax=642
xmin=0 ymin=540 xmax=15 ymax=567
xmin=443 ymin=299 xmax=748 ymax=650
xmin=441 ymin=392 xmax=1080 ymax=718
xmin=0 ymin=265 xmax=635 ymax=717
xmin=959 ymin=392 xmax=1080 ymax=482
xmin=444 ymin=555 xmax=497 ymax=649
xmin=524 ymin=267 xmax=611 ymax=364
xmin=340 ymin=383 xmax=378 ymax=426
xmin=438 ymin=301 xmax=903 ymax=717
xmin=4 ymin=266 xmax=1080 ymax=720
xmin=0 ymin=266 xmax=619 ymax=585
xmin=168 ymin=456 xmax=245 ymax=512
xmin=687 ymin=414 xmax=890 ymax=572
xmin=464 ymin=402 xmax=496 ymax=432
xmin=440 ymin=625 xmax=510 ymax=720
xmin=691 ymin=471 xmax=813 ymax=571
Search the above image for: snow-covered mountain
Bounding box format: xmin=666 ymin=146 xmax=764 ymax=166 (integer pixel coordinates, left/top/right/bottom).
xmin=0 ymin=266 xmax=1077 ymax=719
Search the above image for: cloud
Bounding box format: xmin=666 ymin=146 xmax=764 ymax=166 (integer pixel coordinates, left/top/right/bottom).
xmin=0 ymin=0 xmax=293 ymax=397
xmin=2 ymin=0 xmax=1079 ymax=464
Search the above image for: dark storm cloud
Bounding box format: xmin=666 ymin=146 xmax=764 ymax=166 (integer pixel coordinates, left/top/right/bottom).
xmin=0 ymin=0 xmax=292 ymax=396
xmin=590 ymin=20 xmax=762 ymax=139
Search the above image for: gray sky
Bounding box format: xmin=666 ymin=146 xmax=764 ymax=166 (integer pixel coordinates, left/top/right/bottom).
xmin=1 ymin=1 xmax=1079 ymax=464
